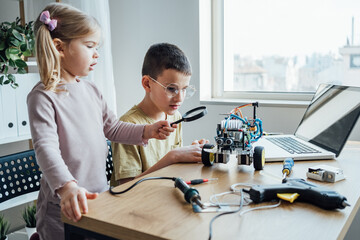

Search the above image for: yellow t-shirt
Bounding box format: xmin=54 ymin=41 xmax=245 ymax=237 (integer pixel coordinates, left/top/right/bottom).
xmin=111 ymin=105 xmax=182 ymax=181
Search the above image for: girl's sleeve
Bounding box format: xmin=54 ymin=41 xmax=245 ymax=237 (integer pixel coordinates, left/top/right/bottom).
xmin=100 ymin=94 xmax=148 ymax=145
xmin=27 ymin=91 xmax=76 ymax=197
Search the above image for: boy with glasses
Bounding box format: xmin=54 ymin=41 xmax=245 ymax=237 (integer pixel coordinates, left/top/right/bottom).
xmin=111 ymin=43 xmax=208 ymax=185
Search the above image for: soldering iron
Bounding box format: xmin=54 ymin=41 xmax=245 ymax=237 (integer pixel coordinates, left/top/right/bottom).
xmin=174 ymin=178 xmax=204 ymax=208
xmin=109 ymin=176 xmax=204 ymax=209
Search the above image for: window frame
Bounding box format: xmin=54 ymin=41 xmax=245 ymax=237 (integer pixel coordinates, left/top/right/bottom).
xmin=200 ymin=0 xmax=315 ymax=107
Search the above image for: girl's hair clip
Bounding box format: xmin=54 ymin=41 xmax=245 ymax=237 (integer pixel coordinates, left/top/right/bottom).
xmin=39 ymin=10 xmax=57 ymax=31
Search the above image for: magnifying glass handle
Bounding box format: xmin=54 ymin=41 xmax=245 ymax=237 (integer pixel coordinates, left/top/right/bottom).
xmin=170 ymin=119 xmax=183 ymax=127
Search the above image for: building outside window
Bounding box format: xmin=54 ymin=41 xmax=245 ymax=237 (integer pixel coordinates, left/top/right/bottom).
xmin=210 ymin=0 xmax=360 ymax=102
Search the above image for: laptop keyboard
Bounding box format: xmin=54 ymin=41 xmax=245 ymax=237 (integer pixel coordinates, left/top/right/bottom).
xmin=267 ymin=137 xmax=321 ymax=154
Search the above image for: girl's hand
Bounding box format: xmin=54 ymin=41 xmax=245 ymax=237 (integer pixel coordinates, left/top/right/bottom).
xmin=56 ymin=181 xmax=98 ymax=222
xmin=191 ymin=138 xmax=210 ymax=145
xmin=143 ymin=120 xmax=175 ymax=140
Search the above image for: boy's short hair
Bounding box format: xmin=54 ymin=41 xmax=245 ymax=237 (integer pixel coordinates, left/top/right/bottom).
xmin=142 ymin=43 xmax=192 ymax=78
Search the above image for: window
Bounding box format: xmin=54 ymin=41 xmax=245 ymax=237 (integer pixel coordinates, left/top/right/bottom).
xmin=203 ymin=0 xmax=360 ymax=104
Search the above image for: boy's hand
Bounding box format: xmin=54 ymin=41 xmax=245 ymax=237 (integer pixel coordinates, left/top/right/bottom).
xmin=57 ymin=181 xmax=98 ymax=222
xmin=143 ymin=120 xmax=175 ymax=140
xmin=170 ymin=144 xmax=205 ymax=163
xmin=191 ymin=138 xmax=210 ymax=145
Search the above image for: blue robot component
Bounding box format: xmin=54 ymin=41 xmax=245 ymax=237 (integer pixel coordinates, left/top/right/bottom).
xmin=202 ymin=102 xmax=265 ymax=170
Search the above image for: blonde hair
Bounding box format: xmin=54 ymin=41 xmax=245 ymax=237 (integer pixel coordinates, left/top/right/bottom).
xmin=34 ymin=3 xmax=100 ymax=92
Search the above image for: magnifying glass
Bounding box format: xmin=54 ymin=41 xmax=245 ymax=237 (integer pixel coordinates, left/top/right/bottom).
xmin=170 ymin=106 xmax=208 ymax=127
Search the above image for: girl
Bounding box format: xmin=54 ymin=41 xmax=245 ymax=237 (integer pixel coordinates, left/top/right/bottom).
xmin=28 ymin=3 xmax=174 ymax=239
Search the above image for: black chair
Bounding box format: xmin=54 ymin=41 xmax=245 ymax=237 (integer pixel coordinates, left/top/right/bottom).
xmin=105 ymin=140 xmax=114 ymax=183
xmin=0 ymin=149 xmax=40 ymax=240
xmin=0 ymin=149 xmax=41 ymax=210
xmin=1 ymin=141 xmax=114 ymax=209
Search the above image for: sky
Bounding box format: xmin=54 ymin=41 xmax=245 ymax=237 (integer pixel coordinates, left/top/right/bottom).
xmin=225 ymin=0 xmax=360 ymax=58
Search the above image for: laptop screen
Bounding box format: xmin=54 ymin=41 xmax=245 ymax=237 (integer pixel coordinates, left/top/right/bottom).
xmin=295 ymin=84 xmax=360 ymax=156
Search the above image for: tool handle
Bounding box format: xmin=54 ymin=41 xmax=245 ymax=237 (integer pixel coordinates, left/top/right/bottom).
xmin=247 ymin=178 xmax=348 ymax=210
xmin=170 ymin=118 xmax=183 ymax=127
xmin=282 ymin=158 xmax=294 ymax=176
xmin=174 ymin=178 xmax=200 ymax=204
xmin=185 ymin=178 xmax=218 ymax=185
xmin=186 ymin=179 xmax=206 ymax=185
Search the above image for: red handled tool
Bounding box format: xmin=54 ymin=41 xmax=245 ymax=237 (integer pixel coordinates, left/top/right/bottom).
xmin=185 ymin=178 xmax=218 ymax=185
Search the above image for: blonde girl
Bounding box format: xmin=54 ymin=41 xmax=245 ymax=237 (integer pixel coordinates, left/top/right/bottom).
xmin=28 ymin=3 xmax=174 ymax=239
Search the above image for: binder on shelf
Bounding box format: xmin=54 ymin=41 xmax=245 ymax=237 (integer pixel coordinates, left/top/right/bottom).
xmin=0 ymin=88 xmax=4 ymax=139
xmin=0 ymin=83 xmax=18 ymax=138
xmin=15 ymin=73 xmax=40 ymax=136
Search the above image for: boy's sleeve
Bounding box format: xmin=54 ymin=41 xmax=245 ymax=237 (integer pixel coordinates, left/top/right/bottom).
xmin=111 ymin=142 xmax=143 ymax=180
xmin=111 ymin=111 xmax=145 ymax=181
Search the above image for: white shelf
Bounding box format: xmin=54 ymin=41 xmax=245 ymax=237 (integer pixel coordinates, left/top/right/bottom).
xmin=0 ymin=191 xmax=39 ymax=211
xmin=26 ymin=61 xmax=37 ymax=67
xmin=0 ymin=135 xmax=31 ymax=145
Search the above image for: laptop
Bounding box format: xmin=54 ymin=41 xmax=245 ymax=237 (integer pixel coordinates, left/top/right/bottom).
xmin=254 ymin=84 xmax=360 ymax=162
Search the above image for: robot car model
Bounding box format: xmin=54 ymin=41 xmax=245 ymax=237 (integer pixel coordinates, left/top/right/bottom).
xmin=201 ymin=102 xmax=265 ymax=170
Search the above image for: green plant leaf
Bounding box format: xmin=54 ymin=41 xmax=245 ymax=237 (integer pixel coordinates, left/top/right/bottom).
xmin=10 ymin=38 xmax=20 ymax=47
xmin=12 ymin=29 xmax=24 ymax=41
xmin=23 ymin=49 xmax=32 ymax=57
xmin=7 ymin=47 xmax=20 ymax=55
xmin=0 ymin=214 xmax=11 ymax=239
xmin=3 ymin=79 xmax=10 ymax=84
xmin=17 ymin=68 xmax=27 ymax=74
xmin=0 ymin=41 xmax=5 ymax=51
xmin=9 ymin=58 xmax=15 ymax=67
xmin=15 ymin=59 xmax=27 ymax=68
xmin=6 ymin=48 xmax=21 ymax=61
xmin=7 ymin=74 xmax=15 ymax=81
xmin=20 ymin=43 xmax=27 ymax=52
xmin=5 ymin=48 xmax=10 ymax=59
xmin=0 ymin=75 xmax=4 ymax=84
xmin=11 ymin=82 xmax=18 ymax=89
xmin=3 ymin=65 xmax=8 ymax=74
xmin=22 ymin=204 xmax=36 ymax=228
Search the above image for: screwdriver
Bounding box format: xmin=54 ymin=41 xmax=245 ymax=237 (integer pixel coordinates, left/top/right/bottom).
xmin=185 ymin=178 xmax=218 ymax=185
xmin=282 ymin=158 xmax=294 ymax=183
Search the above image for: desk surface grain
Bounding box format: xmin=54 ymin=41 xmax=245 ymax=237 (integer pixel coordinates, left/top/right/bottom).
xmin=63 ymin=141 xmax=360 ymax=240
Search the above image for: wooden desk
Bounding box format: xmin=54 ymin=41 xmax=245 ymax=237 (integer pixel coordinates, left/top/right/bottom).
xmin=63 ymin=141 xmax=360 ymax=240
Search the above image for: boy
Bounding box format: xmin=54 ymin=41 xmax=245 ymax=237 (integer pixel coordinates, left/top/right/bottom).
xmin=111 ymin=43 xmax=208 ymax=185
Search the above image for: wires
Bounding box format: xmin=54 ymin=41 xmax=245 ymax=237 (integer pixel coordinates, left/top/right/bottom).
xmin=239 ymin=200 xmax=281 ymax=216
xmin=207 ymin=182 xmax=281 ymax=239
xmin=221 ymin=103 xmax=263 ymax=149
xmin=109 ymin=176 xmax=176 ymax=195
xmin=110 ymin=176 xmax=281 ymax=240
xmin=230 ymin=103 xmax=253 ymax=117
xmin=208 ymin=188 xmax=245 ymax=240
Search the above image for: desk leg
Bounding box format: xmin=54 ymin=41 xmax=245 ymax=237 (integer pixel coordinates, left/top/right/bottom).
xmin=64 ymin=223 xmax=118 ymax=240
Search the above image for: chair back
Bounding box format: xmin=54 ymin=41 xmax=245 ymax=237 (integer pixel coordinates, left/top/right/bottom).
xmin=0 ymin=141 xmax=114 ymax=210
xmin=0 ymin=150 xmax=41 ymax=205
xmin=106 ymin=140 xmax=114 ymax=182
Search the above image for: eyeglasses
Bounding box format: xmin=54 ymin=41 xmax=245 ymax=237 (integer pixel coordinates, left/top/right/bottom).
xmin=149 ymin=76 xmax=196 ymax=99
